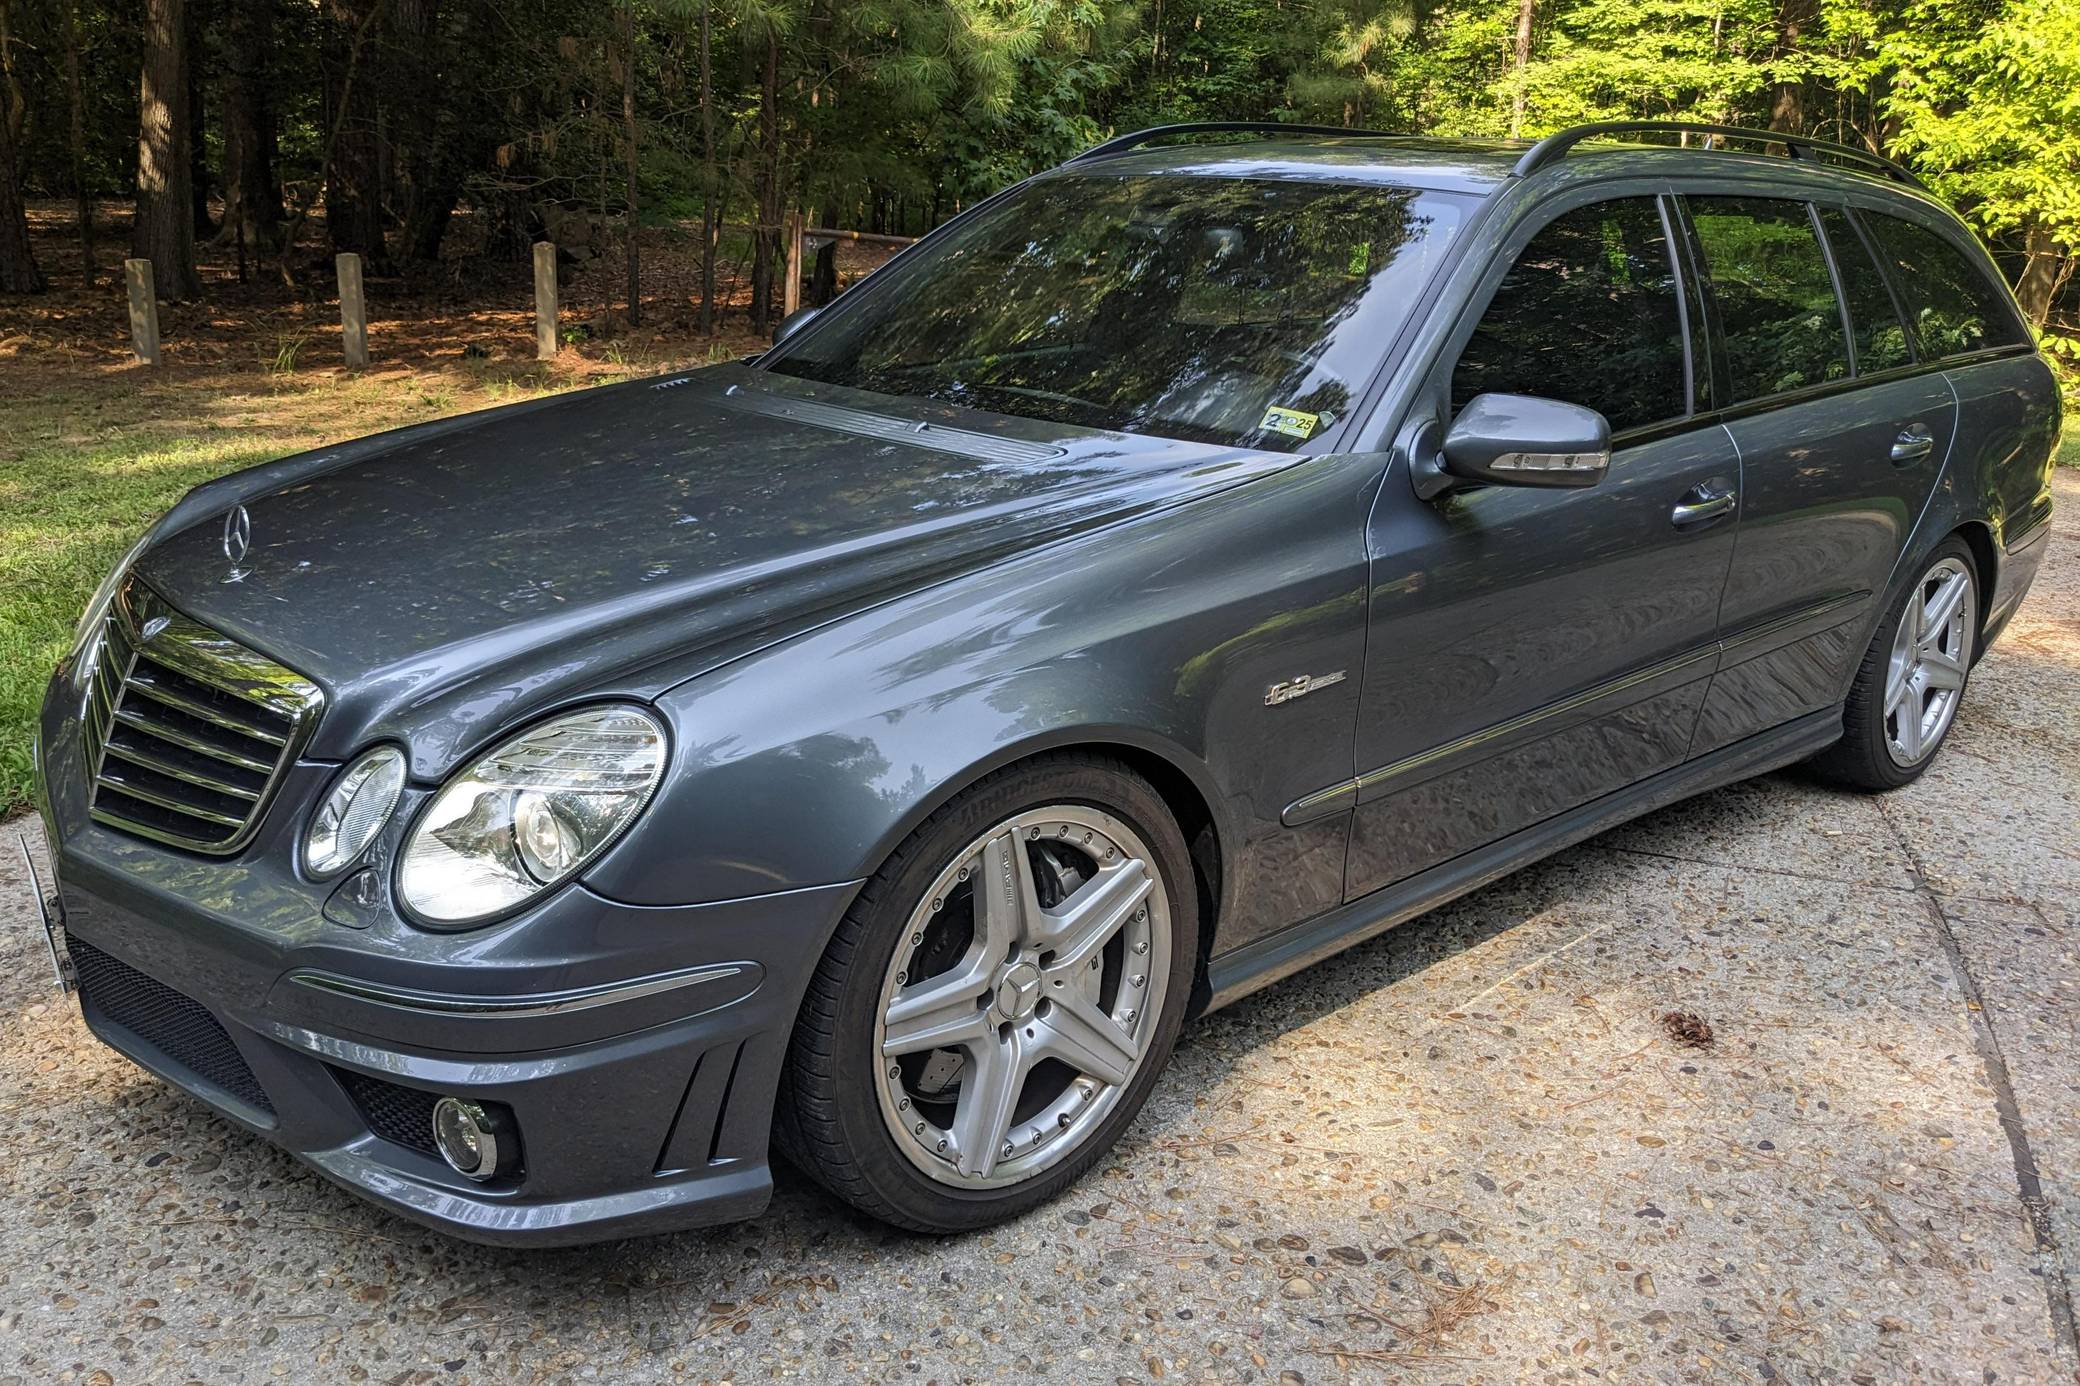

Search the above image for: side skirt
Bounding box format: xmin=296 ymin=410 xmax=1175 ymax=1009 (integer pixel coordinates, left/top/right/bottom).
xmin=1199 ymin=707 xmax=1842 ymax=1014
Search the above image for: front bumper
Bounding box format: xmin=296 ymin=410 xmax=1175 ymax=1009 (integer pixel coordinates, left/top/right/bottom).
xmin=35 ymin=704 xmax=859 ymax=1245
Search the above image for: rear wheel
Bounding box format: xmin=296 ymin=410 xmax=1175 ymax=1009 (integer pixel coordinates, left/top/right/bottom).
xmin=776 ymin=754 xmax=1197 ymax=1232
xmin=1812 ymin=538 xmax=1979 ymax=790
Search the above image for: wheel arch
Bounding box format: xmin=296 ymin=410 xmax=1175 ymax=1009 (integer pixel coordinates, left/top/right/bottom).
xmin=1950 ymin=518 xmax=1999 ymax=653
xmin=851 ymin=727 xmax=1230 ymax=1010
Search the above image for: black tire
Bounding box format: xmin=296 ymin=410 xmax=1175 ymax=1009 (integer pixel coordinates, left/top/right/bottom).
xmin=774 ymin=752 xmax=1198 ymax=1233
xmin=1810 ymin=536 xmax=1980 ymax=791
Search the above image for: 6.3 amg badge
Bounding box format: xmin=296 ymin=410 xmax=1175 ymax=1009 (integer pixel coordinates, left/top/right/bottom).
xmin=1264 ymin=670 xmax=1347 ymax=706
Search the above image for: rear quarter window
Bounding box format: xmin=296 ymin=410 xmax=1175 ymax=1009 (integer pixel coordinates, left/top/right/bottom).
xmin=1863 ymin=212 xmax=2028 ymax=359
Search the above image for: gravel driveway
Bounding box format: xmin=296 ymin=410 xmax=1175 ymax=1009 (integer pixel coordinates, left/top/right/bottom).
xmin=4 ymin=472 xmax=2076 ymax=1384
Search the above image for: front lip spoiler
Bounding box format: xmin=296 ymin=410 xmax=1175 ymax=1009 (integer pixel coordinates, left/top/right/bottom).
xmin=285 ymin=962 xmax=752 ymax=1019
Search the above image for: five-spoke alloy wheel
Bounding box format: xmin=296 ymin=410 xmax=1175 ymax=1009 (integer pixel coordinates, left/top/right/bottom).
xmin=1814 ymin=536 xmax=1980 ymax=791
xmin=1882 ymin=555 xmax=1974 ymax=768
xmin=777 ymin=755 xmax=1196 ymax=1232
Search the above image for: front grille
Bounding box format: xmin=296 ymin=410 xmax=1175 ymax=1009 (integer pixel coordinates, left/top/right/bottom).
xmin=82 ymin=577 xmax=322 ymax=854
xmin=332 ymin=1067 xmax=441 ymax=1156
xmin=68 ymin=937 xmax=275 ymax=1115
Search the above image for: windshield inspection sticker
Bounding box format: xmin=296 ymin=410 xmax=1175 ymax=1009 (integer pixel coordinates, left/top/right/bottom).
xmin=1260 ymin=405 xmax=1321 ymax=440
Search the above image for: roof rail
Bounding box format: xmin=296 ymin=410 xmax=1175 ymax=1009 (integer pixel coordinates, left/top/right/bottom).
xmin=1067 ymin=121 xmax=1403 ymax=165
xmin=1513 ymin=121 xmax=1924 ymax=189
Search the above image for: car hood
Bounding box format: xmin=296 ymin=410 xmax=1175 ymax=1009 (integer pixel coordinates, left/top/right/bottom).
xmin=136 ymin=364 xmax=1295 ymax=770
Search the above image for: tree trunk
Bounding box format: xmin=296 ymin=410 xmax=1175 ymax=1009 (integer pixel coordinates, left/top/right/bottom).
xmin=697 ymin=1 xmax=715 ymax=334
xmin=220 ymin=0 xmax=281 ymax=252
xmin=1768 ymin=0 xmax=1818 ymax=133
xmin=1509 ymin=0 xmax=1535 ymax=139
xmin=63 ymin=0 xmax=95 ymax=284
xmin=0 ymin=0 xmax=40 ymax=296
xmin=392 ymin=0 xmax=461 ymax=261
xmin=620 ymin=3 xmax=640 ymax=326
xmin=324 ymin=0 xmax=385 ymax=264
xmin=2014 ymin=219 xmax=2068 ymax=327
xmin=187 ymin=0 xmax=215 ymax=238
xmin=751 ymin=28 xmax=780 ymax=331
xmin=134 ymin=0 xmax=202 ymax=299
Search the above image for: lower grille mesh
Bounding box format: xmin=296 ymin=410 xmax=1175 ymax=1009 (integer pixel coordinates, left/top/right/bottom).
xmin=68 ymin=938 xmax=275 ymax=1116
xmin=333 ymin=1067 xmax=440 ymax=1156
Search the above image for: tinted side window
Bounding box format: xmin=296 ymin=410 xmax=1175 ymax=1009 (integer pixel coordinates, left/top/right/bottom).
xmin=1451 ymin=197 xmax=1687 ymax=434
xmin=1818 ymin=208 xmax=1912 ymax=373
xmin=1688 ymin=197 xmax=1848 ymax=403
xmin=1865 ymin=212 xmax=2027 ymax=359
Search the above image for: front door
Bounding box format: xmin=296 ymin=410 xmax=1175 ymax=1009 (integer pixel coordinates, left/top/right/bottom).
xmin=1346 ymin=193 xmax=1739 ymax=898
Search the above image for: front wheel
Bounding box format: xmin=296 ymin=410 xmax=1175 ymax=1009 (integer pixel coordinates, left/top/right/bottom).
xmin=775 ymin=754 xmax=1197 ymax=1232
xmin=1812 ymin=538 xmax=1979 ymax=790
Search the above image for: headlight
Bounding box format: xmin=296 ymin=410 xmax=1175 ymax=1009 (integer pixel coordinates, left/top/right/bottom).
xmin=304 ymin=746 xmax=407 ymax=877
xmin=69 ymin=523 xmax=159 ymax=665
xmin=397 ymin=706 xmax=667 ymax=926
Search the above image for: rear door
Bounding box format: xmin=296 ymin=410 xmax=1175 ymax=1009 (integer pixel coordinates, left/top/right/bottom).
xmin=1685 ymin=195 xmax=1959 ymax=753
xmin=1345 ymin=192 xmax=1741 ymax=899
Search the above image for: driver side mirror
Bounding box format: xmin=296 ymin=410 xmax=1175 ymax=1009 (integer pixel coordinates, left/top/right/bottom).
xmin=771 ymin=306 xmax=820 ymax=347
xmin=1434 ymin=393 xmax=1611 ymax=491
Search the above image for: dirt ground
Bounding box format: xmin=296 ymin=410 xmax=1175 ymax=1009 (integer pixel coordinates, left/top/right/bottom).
xmin=0 ymin=200 xmax=883 ymax=382
xmin=0 ymin=490 xmax=2074 ymax=1381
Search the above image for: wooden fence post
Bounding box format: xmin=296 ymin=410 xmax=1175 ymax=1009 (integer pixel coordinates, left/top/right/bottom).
xmin=783 ymin=210 xmax=802 ymax=318
xmin=534 ymin=242 xmax=558 ymax=360
xmin=336 ymin=253 xmax=369 ymax=368
xmin=124 ymin=259 xmax=160 ymax=366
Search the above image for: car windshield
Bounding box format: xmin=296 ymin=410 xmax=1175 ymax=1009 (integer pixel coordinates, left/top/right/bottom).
xmin=766 ymin=174 xmax=1472 ymax=451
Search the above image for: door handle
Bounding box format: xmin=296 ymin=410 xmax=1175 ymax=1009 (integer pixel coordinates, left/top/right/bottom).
xmin=1672 ymin=480 xmax=1737 ymax=528
xmin=1891 ymin=424 xmax=1935 ymax=464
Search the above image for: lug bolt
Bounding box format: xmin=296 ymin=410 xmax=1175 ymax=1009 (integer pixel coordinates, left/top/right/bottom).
xmin=1002 ymin=1141 xmax=1015 ymax=1157
xmin=895 ymin=970 xmax=906 ymax=985
xmin=898 ymin=1097 xmax=909 ymax=1111
xmin=937 ymin=1138 xmax=947 ymax=1152
xmin=1028 ymin=827 xmax=1040 ymax=839
xmin=931 ymin=898 xmax=942 ymax=912
xmin=1136 ymin=906 xmax=1147 ymax=921
xmin=912 ymin=932 xmax=922 ymax=945
xmin=1123 ymin=1008 xmax=1138 ymax=1023
xmin=1078 ymin=1083 xmax=1094 ymax=1101
xmin=1106 ymin=848 xmax=1116 ymax=860
xmin=889 ymin=1065 xmax=900 ymax=1079
xmin=915 ymin=1122 xmax=926 ymax=1135
xmin=1131 ymin=974 xmax=1145 ymax=988
xmin=1134 ymin=939 xmax=1148 ymax=955
xmin=1083 ymin=831 xmax=1093 ymax=843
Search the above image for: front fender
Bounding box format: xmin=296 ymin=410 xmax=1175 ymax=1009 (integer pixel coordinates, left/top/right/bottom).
xmin=580 ymin=451 xmax=1385 ymax=956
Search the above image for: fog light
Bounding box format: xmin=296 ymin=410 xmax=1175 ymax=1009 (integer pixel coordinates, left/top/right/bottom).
xmin=431 ymin=1097 xmax=514 ymax=1181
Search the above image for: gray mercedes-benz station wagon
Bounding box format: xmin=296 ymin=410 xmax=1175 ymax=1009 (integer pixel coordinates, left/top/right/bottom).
xmin=30 ymin=121 xmax=2059 ymax=1243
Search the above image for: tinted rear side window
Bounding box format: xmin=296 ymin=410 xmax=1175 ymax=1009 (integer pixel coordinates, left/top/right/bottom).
xmin=1688 ymin=197 xmax=1848 ymax=403
xmin=1450 ymin=197 xmax=1687 ymax=434
xmin=1818 ymin=208 xmax=1912 ymax=374
xmin=1864 ymin=213 xmax=2027 ymax=359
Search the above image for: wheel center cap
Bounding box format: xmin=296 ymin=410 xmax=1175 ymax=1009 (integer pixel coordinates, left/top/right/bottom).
xmin=994 ymin=961 xmax=1043 ymax=1021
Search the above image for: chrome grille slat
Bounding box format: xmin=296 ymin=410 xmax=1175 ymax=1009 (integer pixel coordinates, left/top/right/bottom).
xmin=83 ymin=578 xmax=324 ymax=855
xmin=100 ymin=740 xmax=264 ymax=800
xmin=109 ymin=706 xmax=277 ymax=772
xmin=95 ymin=769 xmax=250 ymax=827
xmin=122 ymin=666 xmax=291 ymax=745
